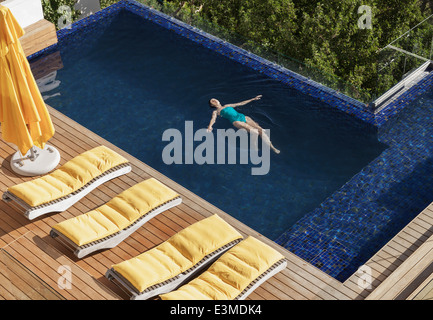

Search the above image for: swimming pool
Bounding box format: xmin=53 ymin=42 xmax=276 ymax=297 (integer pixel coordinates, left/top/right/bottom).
xmin=28 ymin=1 xmax=422 ymax=281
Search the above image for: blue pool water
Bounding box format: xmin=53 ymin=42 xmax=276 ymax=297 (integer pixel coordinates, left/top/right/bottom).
xmin=33 ymin=10 xmax=384 ymax=240
xmin=30 ymin=7 xmax=399 ymax=280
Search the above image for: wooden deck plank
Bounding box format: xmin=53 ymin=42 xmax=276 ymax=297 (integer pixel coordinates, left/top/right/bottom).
xmin=365 ymin=235 xmax=433 ymax=300
xmin=0 ymin=260 xmax=29 ymax=300
xmin=409 ymin=272 xmax=433 ymax=300
xmin=20 ymin=19 xmax=58 ymax=57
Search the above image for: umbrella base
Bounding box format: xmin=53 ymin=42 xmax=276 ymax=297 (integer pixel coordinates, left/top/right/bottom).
xmin=11 ymin=145 xmax=61 ymax=177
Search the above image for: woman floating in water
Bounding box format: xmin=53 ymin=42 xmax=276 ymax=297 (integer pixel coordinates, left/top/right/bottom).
xmin=207 ymin=95 xmax=280 ymax=154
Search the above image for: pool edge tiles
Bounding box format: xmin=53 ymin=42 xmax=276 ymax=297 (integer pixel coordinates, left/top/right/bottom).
xmin=374 ymin=71 xmax=433 ymax=127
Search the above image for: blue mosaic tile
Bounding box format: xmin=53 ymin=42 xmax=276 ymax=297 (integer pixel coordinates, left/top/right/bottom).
xmin=277 ymin=97 xmax=433 ymax=280
xmin=374 ymin=72 xmax=433 ymax=126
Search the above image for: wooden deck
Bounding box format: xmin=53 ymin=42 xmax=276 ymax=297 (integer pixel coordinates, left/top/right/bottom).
xmin=21 ymin=19 xmax=58 ymax=57
xmin=0 ymin=105 xmax=361 ymax=300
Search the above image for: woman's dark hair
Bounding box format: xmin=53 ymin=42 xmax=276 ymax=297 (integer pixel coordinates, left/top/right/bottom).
xmin=209 ymin=99 xmax=216 ymax=108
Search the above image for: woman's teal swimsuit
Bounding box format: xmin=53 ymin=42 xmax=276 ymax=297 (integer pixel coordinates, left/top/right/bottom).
xmin=220 ymin=107 xmax=246 ymax=123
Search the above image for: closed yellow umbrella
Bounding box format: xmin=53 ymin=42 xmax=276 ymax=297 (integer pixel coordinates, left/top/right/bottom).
xmin=0 ymin=5 xmax=59 ymax=176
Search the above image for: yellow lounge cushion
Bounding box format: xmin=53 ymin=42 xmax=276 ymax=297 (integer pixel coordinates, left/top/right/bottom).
xmin=111 ymin=215 xmax=243 ymax=293
xmin=7 ymin=146 xmax=129 ymax=207
xmin=159 ymin=236 xmax=285 ymax=300
xmin=52 ymin=178 xmax=179 ymax=246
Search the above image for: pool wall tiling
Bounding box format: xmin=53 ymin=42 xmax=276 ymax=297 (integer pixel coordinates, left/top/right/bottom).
xmin=374 ymin=72 xmax=433 ymax=126
xmin=277 ymin=89 xmax=433 ymax=280
xmin=28 ymin=0 xmax=433 ymax=282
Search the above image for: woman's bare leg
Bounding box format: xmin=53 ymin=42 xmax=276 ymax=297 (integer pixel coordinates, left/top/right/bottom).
xmin=244 ymin=117 xmax=280 ymax=154
xmin=233 ymin=120 xmax=280 ymax=154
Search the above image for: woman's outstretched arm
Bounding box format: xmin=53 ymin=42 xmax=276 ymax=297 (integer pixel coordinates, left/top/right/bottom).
xmin=224 ymin=95 xmax=262 ymax=108
xmin=207 ymin=110 xmax=218 ymax=132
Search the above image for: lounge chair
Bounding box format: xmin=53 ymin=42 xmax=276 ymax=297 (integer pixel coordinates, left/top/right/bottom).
xmin=2 ymin=146 xmax=131 ymax=220
xmin=159 ymin=236 xmax=287 ymax=300
xmin=105 ymin=214 xmax=243 ymax=300
xmin=50 ymin=178 xmax=182 ymax=258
